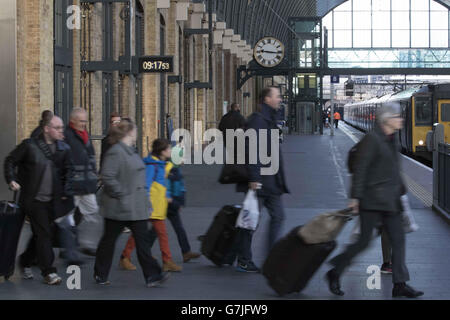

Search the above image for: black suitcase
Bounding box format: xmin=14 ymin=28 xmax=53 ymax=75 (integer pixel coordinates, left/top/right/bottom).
xmin=0 ymin=193 xmax=25 ymax=279
xmin=262 ymin=226 xmax=336 ymax=296
xmin=201 ymin=205 xmax=241 ymax=266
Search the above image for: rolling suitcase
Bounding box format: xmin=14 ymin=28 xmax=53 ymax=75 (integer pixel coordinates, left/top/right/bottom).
xmin=0 ymin=192 xmax=25 ymax=279
xmin=201 ymin=205 xmax=241 ymax=266
xmin=262 ymin=208 xmax=354 ymax=296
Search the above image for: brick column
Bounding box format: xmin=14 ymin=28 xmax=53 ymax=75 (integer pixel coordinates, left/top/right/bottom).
xmin=215 ymin=45 xmax=224 ymax=122
xmin=142 ymin=0 xmax=159 ymax=153
xmin=16 ymin=0 xmax=54 ymax=141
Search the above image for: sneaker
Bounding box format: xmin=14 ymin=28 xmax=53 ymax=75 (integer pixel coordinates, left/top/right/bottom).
xmin=381 ymin=263 xmax=393 ymax=274
xmin=235 ymin=261 xmax=260 ymax=273
xmin=123 ymin=227 xmax=131 ymax=233
xmin=146 ymin=272 xmax=170 ymax=287
xmin=22 ymin=267 xmax=34 ymax=280
xmin=163 ymin=260 xmax=182 ymax=272
xmin=94 ymin=275 xmax=110 ymax=285
xmin=392 ymin=283 xmax=424 ymax=298
xmin=44 ymin=273 xmax=62 ymax=285
xmin=183 ymin=251 xmax=201 ymax=263
xmin=119 ymin=257 xmax=137 ymax=271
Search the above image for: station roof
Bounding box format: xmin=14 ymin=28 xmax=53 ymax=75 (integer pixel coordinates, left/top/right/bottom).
xmin=213 ymin=0 xmax=450 ymax=48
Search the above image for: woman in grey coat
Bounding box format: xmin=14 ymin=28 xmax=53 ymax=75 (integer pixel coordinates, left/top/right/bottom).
xmin=94 ymin=118 xmax=170 ymax=287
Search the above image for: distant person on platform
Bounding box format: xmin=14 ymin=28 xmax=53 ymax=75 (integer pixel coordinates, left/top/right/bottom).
xmin=218 ymin=103 xmax=246 ymax=147
xmin=334 ymin=111 xmax=341 ymax=129
xmin=101 ymin=112 xmax=122 ymax=168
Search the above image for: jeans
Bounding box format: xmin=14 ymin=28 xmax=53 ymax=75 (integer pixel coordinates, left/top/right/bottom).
xmin=258 ymin=194 xmax=285 ymax=250
xmin=167 ymin=205 xmax=191 ymax=254
xmin=224 ymin=228 xmax=254 ymax=265
xmin=95 ymin=219 xmax=162 ymax=281
xmin=329 ymin=210 xmax=410 ymax=284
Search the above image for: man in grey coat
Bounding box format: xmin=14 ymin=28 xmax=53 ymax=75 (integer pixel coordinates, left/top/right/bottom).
xmin=325 ymin=103 xmax=424 ymax=298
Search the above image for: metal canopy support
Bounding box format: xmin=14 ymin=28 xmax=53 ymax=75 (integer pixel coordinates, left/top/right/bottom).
xmin=184 ymin=0 xmax=213 ymax=90
xmin=80 ymin=0 xmax=132 ymax=74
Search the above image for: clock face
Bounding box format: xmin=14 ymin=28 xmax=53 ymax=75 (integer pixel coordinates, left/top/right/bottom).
xmin=254 ymin=37 xmax=285 ymax=68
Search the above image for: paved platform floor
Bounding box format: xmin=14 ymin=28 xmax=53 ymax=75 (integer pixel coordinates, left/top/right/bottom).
xmin=0 ymin=123 xmax=448 ymax=300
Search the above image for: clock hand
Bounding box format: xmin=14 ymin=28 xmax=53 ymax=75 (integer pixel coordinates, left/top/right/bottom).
xmin=261 ymin=50 xmax=280 ymax=54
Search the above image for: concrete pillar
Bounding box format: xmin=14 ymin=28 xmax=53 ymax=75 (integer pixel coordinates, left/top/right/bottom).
xmin=167 ymin=2 xmax=180 ymax=129
xmin=215 ymin=45 xmax=224 ymax=122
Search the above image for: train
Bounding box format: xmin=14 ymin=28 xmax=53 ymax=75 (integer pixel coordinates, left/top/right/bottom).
xmin=344 ymin=84 xmax=450 ymax=160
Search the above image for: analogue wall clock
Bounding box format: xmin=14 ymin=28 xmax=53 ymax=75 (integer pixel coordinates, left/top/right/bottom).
xmin=253 ymin=37 xmax=285 ymax=68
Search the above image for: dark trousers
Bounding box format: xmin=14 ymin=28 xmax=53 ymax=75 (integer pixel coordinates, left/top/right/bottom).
xmin=329 ymin=210 xmax=410 ymax=284
xmin=19 ymin=235 xmax=37 ymax=268
xmin=28 ymin=200 xmax=57 ymax=277
xmin=167 ymin=205 xmax=191 ymax=254
xmin=224 ymin=228 xmax=254 ymax=265
xmin=94 ymin=219 xmax=162 ymax=281
xmin=258 ymin=194 xmax=285 ymax=250
xmin=335 ymin=119 xmax=339 ymax=128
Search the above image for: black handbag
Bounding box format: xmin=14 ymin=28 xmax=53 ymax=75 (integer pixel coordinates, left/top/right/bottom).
xmin=218 ymin=164 xmax=249 ymax=184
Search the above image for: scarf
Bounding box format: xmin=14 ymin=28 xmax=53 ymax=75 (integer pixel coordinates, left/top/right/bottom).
xmin=70 ymin=123 xmax=89 ymax=145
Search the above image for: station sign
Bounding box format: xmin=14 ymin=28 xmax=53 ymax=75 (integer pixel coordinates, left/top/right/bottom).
xmin=139 ymin=56 xmax=173 ymax=73
xmin=330 ymin=75 xmax=340 ymax=83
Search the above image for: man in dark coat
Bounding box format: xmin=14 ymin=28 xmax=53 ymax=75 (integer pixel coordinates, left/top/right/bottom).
xmin=218 ymin=103 xmax=246 ymax=147
xmin=4 ymin=115 xmax=74 ymax=285
xmin=64 ymin=108 xmax=100 ymax=256
xmin=326 ymin=103 xmax=424 ymax=298
xmin=230 ymin=87 xmax=289 ymax=273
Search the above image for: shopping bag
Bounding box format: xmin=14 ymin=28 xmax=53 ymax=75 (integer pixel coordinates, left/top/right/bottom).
xmin=235 ymin=190 xmax=260 ymax=230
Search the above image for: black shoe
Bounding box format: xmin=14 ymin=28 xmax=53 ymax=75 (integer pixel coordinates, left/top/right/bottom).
xmin=146 ymin=272 xmax=171 ymax=287
xmin=81 ymin=248 xmax=96 ymax=257
xmin=94 ymin=275 xmax=110 ymax=285
xmin=392 ymin=283 xmax=424 ymax=298
xmin=325 ymin=269 xmax=344 ymax=296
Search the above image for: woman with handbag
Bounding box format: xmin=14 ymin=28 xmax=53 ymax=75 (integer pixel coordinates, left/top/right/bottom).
xmin=94 ymin=119 xmax=170 ymax=287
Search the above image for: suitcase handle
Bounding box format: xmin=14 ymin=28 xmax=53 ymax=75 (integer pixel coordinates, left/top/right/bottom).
xmin=2 ymin=191 xmax=20 ymax=214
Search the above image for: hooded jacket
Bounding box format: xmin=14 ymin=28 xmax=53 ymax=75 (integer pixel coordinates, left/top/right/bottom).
xmin=144 ymin=155 xmax=173 ymax=220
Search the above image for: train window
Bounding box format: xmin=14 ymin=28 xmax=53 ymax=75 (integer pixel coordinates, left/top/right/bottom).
xmin=415 ymin=97 xmax=432 ymax=126
xmin=442 ymin=104 xmax=450 ymax=122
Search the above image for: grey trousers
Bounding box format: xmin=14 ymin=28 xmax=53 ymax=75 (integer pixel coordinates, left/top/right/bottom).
xmin=329 ymin=210 xmax=410 ymax=284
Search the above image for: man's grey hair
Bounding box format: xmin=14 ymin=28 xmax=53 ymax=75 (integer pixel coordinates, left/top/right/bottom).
xmin=376 ymin=102 xmax=401 ymax=124
xmin=70 ymin=107 xmax=87 ymax=120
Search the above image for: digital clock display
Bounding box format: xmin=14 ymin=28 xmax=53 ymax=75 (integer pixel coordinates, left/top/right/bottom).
xmin=139 ymin=56 xmax=173 ymax=73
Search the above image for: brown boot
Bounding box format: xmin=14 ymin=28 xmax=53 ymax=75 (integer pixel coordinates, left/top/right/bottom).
xmin=183 ymin=251 xmax=201 ymax=263
xmin=119 ymin=257 xmax=137 ymax=271
xmin=163 ymin=260 xmax=182 ymax=272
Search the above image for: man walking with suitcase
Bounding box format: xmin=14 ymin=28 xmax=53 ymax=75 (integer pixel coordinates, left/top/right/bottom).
xmin=4 ymin=115 xmax=74 ymax=285
xmin=325 ymin=103 xmax=424 ymax=298
xmin=236 ymin=87 xmax=289 ymax=272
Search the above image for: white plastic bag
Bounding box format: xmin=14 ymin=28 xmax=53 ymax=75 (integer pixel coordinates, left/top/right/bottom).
xmin=236 ymin=190 xmax=260 ymax=230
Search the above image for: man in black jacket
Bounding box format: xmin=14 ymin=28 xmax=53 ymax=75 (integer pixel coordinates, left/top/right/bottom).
xmin=218 ymin=103 xmax=246 ymax=147
xmin=231 ymin=87 xmax=289 ymax=273
xmin=5 ymin=115 xmax=74 ymax=285
xmin=64 ymin=108 xmax=100 ymax=256
xmin=326 ymin=103 xmax=424 ymax=298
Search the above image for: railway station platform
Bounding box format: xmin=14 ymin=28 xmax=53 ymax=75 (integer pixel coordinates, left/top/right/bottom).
xmin=0 ymin=122 xmax=448 ymax=300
